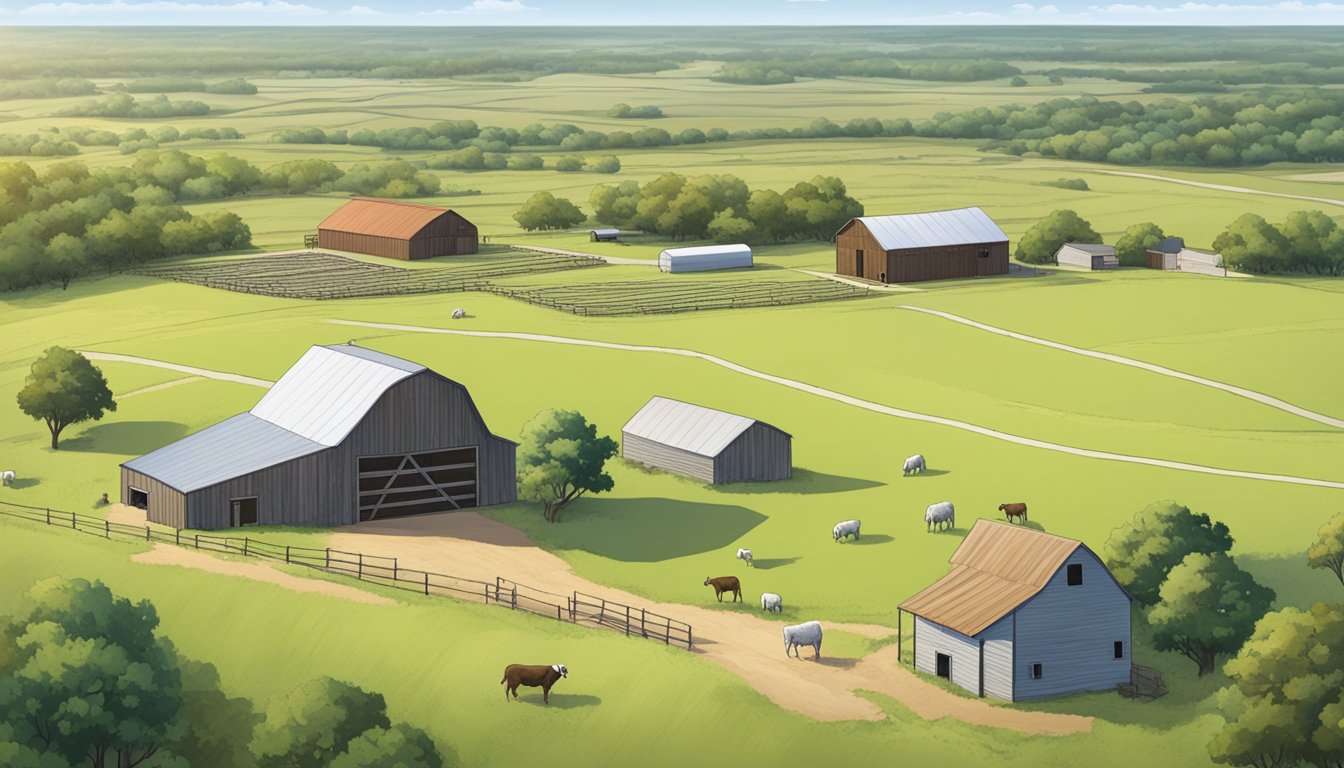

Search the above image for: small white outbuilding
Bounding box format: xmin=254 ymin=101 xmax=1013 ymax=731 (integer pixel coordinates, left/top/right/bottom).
xmin=1054 ymin=243 xmax=1117 ymax=270
xmin=658 ymin=244 xmax=753 ymax=273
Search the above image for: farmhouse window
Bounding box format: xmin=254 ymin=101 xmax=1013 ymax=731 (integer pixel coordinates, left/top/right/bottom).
xmin=978 ymin=249 xmax=990 ymax=258
xmin=1030 ymin=663 xmax=1043 ymax=680
xmin=1067 ymin=563 xmax=1083 ymax=586
xmin=1114 ymin=641 xmax=1124 ymax=659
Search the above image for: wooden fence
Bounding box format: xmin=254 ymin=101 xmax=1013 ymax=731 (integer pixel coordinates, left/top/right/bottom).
xmin=0 ymin=500 xmax=692 ymax=650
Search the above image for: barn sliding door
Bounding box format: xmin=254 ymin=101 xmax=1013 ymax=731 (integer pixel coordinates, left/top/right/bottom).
xmin=357 ymin=447 xmax=477 ymax=522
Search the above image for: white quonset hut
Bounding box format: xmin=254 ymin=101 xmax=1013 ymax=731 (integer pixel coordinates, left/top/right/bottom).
xmin=621 ymin=396 xmax=791 ymax=484
xmin=1054 ymin=243 xmax=1118 ymax=270
xmin=658 ymin=244 xmax=753 ymax=273
xmin=898 ymin=521 xmax=1132 ymax=701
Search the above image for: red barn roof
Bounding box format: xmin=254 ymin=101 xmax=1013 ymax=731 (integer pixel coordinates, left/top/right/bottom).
xmin=318 ymin=198 xmax=458 ymax=240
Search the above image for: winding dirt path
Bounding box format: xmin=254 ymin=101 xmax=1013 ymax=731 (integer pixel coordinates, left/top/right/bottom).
xmin=897 ymin=305 xmax=1344 ymax=430
xmin=1091 ymin=169 xmax=1344 ymax=208
xmin=131 ymin=544 xmax=394 ymax=606
xmin=330 ymin=511 xmax=1091 ymax=735
xmin=79 ymin=351 xmax=273 ymax=388
xmin=330 ymin=319 xmax=1344 ymax=491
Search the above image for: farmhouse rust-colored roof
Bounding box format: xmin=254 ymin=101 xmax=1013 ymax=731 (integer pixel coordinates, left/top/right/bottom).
xmin=899 ymin=520 xmax=1085 ymax=636
xmin=318 ymin=198 xmax=455 ymax=240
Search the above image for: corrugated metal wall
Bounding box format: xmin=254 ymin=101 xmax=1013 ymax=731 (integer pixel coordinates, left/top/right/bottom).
xmin=914 ymin=616 xmax=982 ymax=695
xmin=121 ymin=468 xmax=187 ymax=528
xmin=1012 ymin=549 xmax=1132 ymax=700
xmin=981 ymin=615 xmax=1014 ymax=700
xmin=715 ymin=423 xmax=791 ymax=483
xmin=621 ymin=432 xmax=715 ymax=483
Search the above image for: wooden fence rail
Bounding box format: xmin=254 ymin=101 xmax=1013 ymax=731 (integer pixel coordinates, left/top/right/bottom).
xmin=0 ymin=500 xmax=692 ymax=650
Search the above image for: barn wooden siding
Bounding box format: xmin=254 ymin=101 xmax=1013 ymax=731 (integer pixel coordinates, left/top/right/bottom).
xmin=318 ymin=210 xmax=478 ymax=260
xmin=1012 ymin=548 xmax=1132 ymax=700
xmin=715 ymin=423 xmax=792 ymax=484
xmin=981 ymin=616 xmax=1014 ymax=700
xmin=622 ymin=433 xmax=716 ymax=484
xmin=835 ymin=220 xmax=1009 ymax=283
xmin=122 ymin=468 xmax=186 ymax=529
xmin=135 ymin=372 xmax=516 ymax=530
xmin=914 ymin=616 xmax=981 ymax=694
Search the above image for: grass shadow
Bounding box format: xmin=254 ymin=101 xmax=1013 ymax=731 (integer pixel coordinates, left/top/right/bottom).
xmin=516 ymin=693 xmax=602 ymax=709
xmin=62 ymin=421 xmax=190 ymax=455
xmin=1239 ymin=552 xmax=1343 ymax=609
xmin=750 ymin=557 xmax=801 ymax=570
xmin=711 ymin=468 xmax=884 ymax=495
xmin=514 ymin=497 xmax=767 ymax=563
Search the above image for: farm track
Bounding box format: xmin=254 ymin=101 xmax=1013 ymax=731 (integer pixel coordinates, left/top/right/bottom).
xmin=79 ymin=351 xmax=273 ymax=388
xmin=1091 ymin=169 xmax=1344 ymax=208
xmin=331 ymin=319 xmax=1344 ymax=491
xmin=897 ymin=305 xmax=1344 ymax=430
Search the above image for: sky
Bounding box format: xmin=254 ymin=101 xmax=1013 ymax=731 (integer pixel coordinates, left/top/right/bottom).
xmin=1 ymin=0 xmax=1344 ymax=25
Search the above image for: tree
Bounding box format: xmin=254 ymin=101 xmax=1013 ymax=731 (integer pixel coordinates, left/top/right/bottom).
xmin=0 ymin=578 xmax=186 ymax=768
xmin=16 ymin=347 xmax=116 ymax=449
xmin=251 ymin=678 xmax=390 ymax=768
xmin=1014 ymin=209 xmax=1101 ymax=264
xmin=517 ymin=410 xmax=617 ymax=523
xmin=554 ymin=156 xmax=585 ymax=173
xmin=328 ymin=724 xmax=447 ymax=768
xmin=1147 ymin=552 xmax=1275 ymax=676
xmin=1010 ymin=75 xmax=1029 ymax=87
xmin=707 ymin=210 xmax=755 ymax=244
xmin=1115 ymin=221 xmax=1165 ymax=267
xmin=1308 ymin=512 xmax=1344 ymax=588
xmin=1209 ymin=603 xmax=1344 ymax=768
xmin=591 ymin=155 xmax=621 ymax=174
xmin=1104 ymin=500 xmax=1234 ymax=606
xmin=173 ymin=658 xmax=260 ymax=768
xmin=513 ymin=192 xmax=585 ymax=231
xmin=42 ymin=233 xmax=89 ymax=290
xmin=1214 ymin=214 xmax=1291 ymax=274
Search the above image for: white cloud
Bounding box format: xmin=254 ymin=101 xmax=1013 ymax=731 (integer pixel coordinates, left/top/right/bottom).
xmin=342 ymin=4 xmax=380 ymax=15
xmin=453 ymin=0 xmax=535 ymax=12
xmin=1013 ymin=3 xmax=1060 ymax=12
xmin=18 ymin=0 xmax=324 ymax=15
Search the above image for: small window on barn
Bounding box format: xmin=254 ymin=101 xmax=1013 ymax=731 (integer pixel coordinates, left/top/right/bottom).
xmin=1114 ymin=641 xmax=1124 ymax=659
xmin=978 ymin=249 xmax=990 ymax=258
xmin=1030 ymin=663 xmax=1043 ymax=680
xmin=1067 ymin=563 xmax=1083 ymax=586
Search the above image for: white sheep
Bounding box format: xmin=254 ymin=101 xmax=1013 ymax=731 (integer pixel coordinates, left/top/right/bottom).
xmin=761 ymin=592 xmax=783 ymax=613
xmin=736 ymin=548 xmax=754 ymax=567
xmin=1 ymin=470 xmax=14 ymax=487
xmin=451 ymin=308 xmax=467 ymax=320
xmin=833 ymin=519 xmax=861 ymax=542
xmin=925 ymin=501 xmax=955 ymax=532
xmin=783 ymin=621 xmax=823 ymax=659
xmin=902 ymin=454 xmax=926 ymax=475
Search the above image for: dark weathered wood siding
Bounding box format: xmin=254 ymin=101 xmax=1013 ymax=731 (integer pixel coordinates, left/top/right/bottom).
xmin=621 ymin=433 xmax=716 ymax=484
xmin=836 ymin=220 xmax=1009 ymax=283
xmin=121 ymin=468 xmax=186 ymax=528
xmin=134 ymin=371 xmax=515 ymax=530
xmin=318 ymin=210 xmax=478 ymax=260
xmin=715 ymin=423 xmax=792 ymax=484
xmin=835 ymin=220 xmax=887 ymax=281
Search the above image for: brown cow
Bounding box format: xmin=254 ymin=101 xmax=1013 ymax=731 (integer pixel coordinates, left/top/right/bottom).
xmin=999 ymin=502 xmax=1028 ymax=524
xmin=704 ymin=576 xmax=742 ymax=602
xmin=501 ymin=663 xmax=568 ymax=704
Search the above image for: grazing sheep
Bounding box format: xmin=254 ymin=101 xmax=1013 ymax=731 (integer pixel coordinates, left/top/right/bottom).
xmin=704 ymin=576 xmax=742 ymax=602
xmin=925 ymin=501 xmax=955 ymax=532
xmin=833 ymin=519 xmax=861 ymax=542
xmin=902 ymin=454 xmax=926 ymax=475
xmin=1 ymin=470 xmax=13 ymax=487
xmin=500 ymin=663 xmax=568 ymax=704
xmin=999 ymin=502 xmax=1028 ymax=524
xmin=782 ymin=621 xmax=823 ymax=660
xmin=451 ymin=308 xmax=467 ymax=320
xmin=761 ymin=592 xmax=783 ymax=613
xmin=737 ymin=548 xmax=754 ymax=567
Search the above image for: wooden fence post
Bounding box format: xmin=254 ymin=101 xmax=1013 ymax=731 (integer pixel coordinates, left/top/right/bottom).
xmin=423 ymin=572 xmax=429 ymax=596
xmin=45 ymin=508 xmax=50 ymax=525
xmin=145 ymin=525 xmax=151 ymax=542
xmin=393 ymin=558 xmax=398 ymax=582
xmin=625 ymin=606 xmax=631 ymax=636
xmin=243 ymin=537 xmax=249 ymax=557
xmin=325 ymin=548 xmax=330 ymax=569
xmin=512 ymin=587 xmax=517 ymax=610
xmin=71 ymin=511 xmax=76 ymax=529
xmin=641 ymin=608 xmax=647 ymax=638
xmin=688 ymin=626 xmax=693 ymax=650
xmin=285 ymin=545 xmax=291 ymax=564
xmin=357 ymin=553 xmax=363 ymax=579
xmin=194 ymin=534 xmax=199 ymax=549
xmin=175 ymin=528 xmax=180 ymax=547
xmin=104 ymin=520 xmax=109 ymax=539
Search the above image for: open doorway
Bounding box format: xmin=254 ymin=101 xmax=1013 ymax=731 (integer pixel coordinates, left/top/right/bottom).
xmin=936 ymin=652 xmax=952 ymax=680
xmin=129 ymin=488 xmax=149 ymax=510
xmin=854 ymin=249 xmax=864 ymax=278
xmin=230 ymin=497 xmax=258 ymax=527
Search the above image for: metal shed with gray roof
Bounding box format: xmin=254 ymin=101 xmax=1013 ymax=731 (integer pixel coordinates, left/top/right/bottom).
xmin=121 ymin=344 xmax=516 ymax=530
xmin=620 ymin=396 xmax=791 ymax=484
xmin=835 ymin=207 xmax=1010 ymax=284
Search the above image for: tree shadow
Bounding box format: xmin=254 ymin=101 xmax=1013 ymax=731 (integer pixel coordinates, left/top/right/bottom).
xmin=62 ymin=421 xmax=190 ymax=455
xmin=1239 ymin=552 xmax=1342 ymax=610
xmin=531 ymin=497 xmax=767 ymax=562
xmin=712 ymin=468 xmax=884 ymax=495
xmin=5 ymin=477 xmax=40 ymax=490
xmin=751 ymin=557 xmax=802 ymax=570
xmin=516 ymin=693 xmax=602 ymax=709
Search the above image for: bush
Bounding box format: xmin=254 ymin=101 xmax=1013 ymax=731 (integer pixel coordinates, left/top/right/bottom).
xmin=590 ymin=155 xmax=621 ymax=174
xmin=1041 ymin=177 xmax=1089 ymax=191
xmin=607 ymin=103 xmax=663 ymax=119
xmin=1015 ymin=209 xmax=1101 ymax=264
xmin=1115 ymin=222 xmax=1165 ymax=266
xmin=554 ymin=156 xmax=586 ymax=173
xmin=513 ymin=191 xmax=585 ymax=231
xmin=1010 ymin=76 xmax=1029 ymax=87
xmin=506 ymin=154 xmax=544 ymax=170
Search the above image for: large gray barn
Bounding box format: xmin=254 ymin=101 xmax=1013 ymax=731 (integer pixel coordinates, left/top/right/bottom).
xmin=898 ymin=521 xmax=1132 ymax=701
xmin=121 ymin=344 xmax=516 ymax=530
xmin=621 ymin=397 xmax=791 ymax=485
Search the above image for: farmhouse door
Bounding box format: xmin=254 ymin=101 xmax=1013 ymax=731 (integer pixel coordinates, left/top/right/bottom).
xmin=936 ymin=652 xmax=952 ymax=680
xmin=357 ymin=446 xmax=478 ymax=522
xmin=854 ymin=249 xmax=864 ymax=278
xmin=230 ymin=497 xmax=258 ymax=527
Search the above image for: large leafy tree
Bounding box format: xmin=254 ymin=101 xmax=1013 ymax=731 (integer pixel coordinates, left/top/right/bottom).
xmin=1147 ymin=552 xmax=1275 ymax=676
xmin=16 ymin=347 xmax=116 ymax=449
xmin=517 ymin=409 xmax=618 ymax=523
xmin=328 ymin=723 xmax=448 ymax=768
xmin=1015 ymin=209 xmax=1101 ymax=264
xmin=0 ymin=578 xmax=186 ymax=768
xmin=1209 ymin=603 xmax=1344 ymax=768
xmin=1214 ymin=213 xmax=1292 ymax=274
xmin=513 ymin=192 xmax=585 ymax=231
xmin=174 ymin=659 xmax=260 ymax=768
xmin=1308 ymin=512 xmax=1344 ymax=588
xmin=251 ymin=678 xmax=390 ymax=768
xmin=1104 ymin=500 xmax=1234 ymax=606
xmin=1115 ymin=221 xmax=1165 ymax=267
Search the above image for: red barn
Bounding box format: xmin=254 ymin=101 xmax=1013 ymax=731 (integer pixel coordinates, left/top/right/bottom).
xmin=317 ymin=198 xmax=478 ymax=260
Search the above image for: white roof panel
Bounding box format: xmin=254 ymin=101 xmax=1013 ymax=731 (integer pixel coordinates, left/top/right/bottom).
xmin=122 ymin=413 xmax=324 ymax=492
xmin=623 ymin=396 xmax=776 ymax=458
xmin=855 ymin=207 xmax=1007 ymax=251
xmin=659 ymin=244 xmax=752 ymax=259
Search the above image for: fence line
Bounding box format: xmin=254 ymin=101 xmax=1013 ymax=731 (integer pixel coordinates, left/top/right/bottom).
xmin=0 ymin=500 xmax=692 ymax=650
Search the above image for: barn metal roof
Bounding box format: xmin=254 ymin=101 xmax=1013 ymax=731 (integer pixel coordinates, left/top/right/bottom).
xmin=1151 ymin=236 xmax=1185 ymax=254
xmin=622 ymin=396 xmax=784 ymax=458
xmin=122 ymin=413 xmax=324 ymax=493
xmin=1058 ymin=243 xmax=1115 ymax=255
xmin=659 ymin=244 xmax=752 ymax=259
xmin=318 ymin=198 xmax=458 ymax=240
xmin=899 ymin=521 xmax=1105 ymax=636
xmin=250 ymin=345 xmax=423 ymax=446
xmin=852 ymin=207 xmax=1007 ymax=251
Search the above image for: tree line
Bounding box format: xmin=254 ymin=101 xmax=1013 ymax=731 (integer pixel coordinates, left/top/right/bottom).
xmin=115 ymin=76 xmax=258 ymax=95
xmin=0 ymin=577 xmax=453 ymax=768
xmin=0 ymin=125 xmax=245 ymax=158
xmin=710 ymin=58 xmax=1019 ymax=85
xmin=57 ymin=92 xmax=212 ymax=119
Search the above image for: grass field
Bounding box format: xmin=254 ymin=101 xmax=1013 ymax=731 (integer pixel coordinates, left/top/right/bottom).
xmin=3 ymin=36 xmax=1344 ymax=768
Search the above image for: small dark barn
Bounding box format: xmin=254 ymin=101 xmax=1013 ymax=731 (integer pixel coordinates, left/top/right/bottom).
xmin=621 ymin=396 xmax=791 ymax=485
xmin=121 ymin=344 xmax=516 ymax=530
xmin=835 ymin=207 xmax=1009 ymax=284
xmin=1146 ymin=237 xmax=1185 ymax=270
xmin=317 ymin=198 xmax=478 ymax=260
